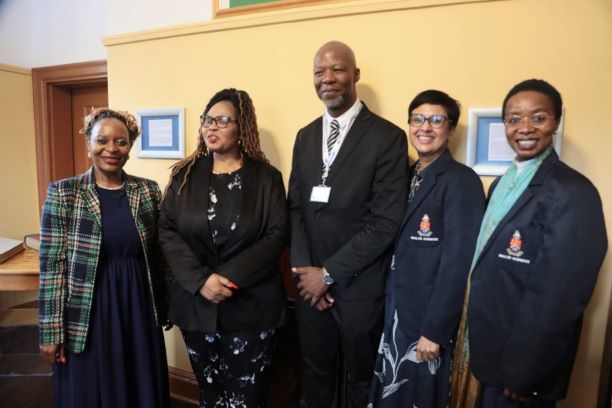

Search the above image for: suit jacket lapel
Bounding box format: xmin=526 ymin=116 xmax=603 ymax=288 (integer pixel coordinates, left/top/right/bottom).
xmin=473 ymin=151 xmax=558 ymax=268
xmin=189 ymin=156 xmax=217 ymax=254
xmin=230 ymin=157 xmax=255 ymax=245
xmin=399 ymin=150 xmax=452 ymax=233
xmin=81 ymin=168 xmax=101 ymax=225
xmin=313 ymin=119 xmax=323 ymax=178
xmin=124 ymin=174 xmax=145 ymax=247
xmin=325 ymin=105 xmax=371 ymax=186
xmin=125 ymin=174 xmax=140 ymax=220
xmin=307 ymin=118 xmax=329 ymax=212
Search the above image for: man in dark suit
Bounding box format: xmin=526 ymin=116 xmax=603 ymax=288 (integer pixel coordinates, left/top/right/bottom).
xmin=288 ymin=41 xmax=409 ymax=407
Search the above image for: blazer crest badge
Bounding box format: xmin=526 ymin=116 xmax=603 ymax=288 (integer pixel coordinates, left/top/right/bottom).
xmin=506 ymin=230 xmax=524 ymax=257
xmin=417 ymin=214 xmax=432 ymax=237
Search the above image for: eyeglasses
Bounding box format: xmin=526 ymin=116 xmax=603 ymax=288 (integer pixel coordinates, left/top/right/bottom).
xmin=408 ymin=114 xmax=450 ymax=129
xmin=200 ymin=115 xmax=237 ymax=129
xmin=503 ymin=113 xmax=553 ymax=128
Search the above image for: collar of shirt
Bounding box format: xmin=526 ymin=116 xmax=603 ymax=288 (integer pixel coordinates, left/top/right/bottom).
xmin=320 ymin=99 xmax=363 ymax=183
xmin=322 ymin=99 xmax=363 ymax=147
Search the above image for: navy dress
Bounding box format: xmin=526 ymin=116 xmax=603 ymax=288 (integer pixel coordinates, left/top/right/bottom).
xmin=54 ymin=187 xmax=170 ymax=408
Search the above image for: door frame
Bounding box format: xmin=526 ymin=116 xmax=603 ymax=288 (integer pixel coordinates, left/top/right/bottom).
xmin=32 ymin=60 xmax=107 ymax=210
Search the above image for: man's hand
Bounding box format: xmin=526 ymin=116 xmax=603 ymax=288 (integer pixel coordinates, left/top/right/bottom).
xmin=200 ymin=273 xmax=236 ymax=303
xmin=40 ymin=343 xmax=66 ymax=364
xmin=293 ymin=266 xmax=328 ymax=306
xmin=315 ymin=293 xmax=335 ymax=311
xmin=416 ymin=335 xmax=440 ymax=362
xmin=503 ymin=388 xmax=531 ymax=405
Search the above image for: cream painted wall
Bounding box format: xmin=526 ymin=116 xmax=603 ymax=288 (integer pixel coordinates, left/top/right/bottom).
xmin=0 ymin=64 xmax=40 ymax=308
xmin=105 ymin=0 xmax=612 ymax=405
xmin=0 ymin=64 xmax=39 ymax=240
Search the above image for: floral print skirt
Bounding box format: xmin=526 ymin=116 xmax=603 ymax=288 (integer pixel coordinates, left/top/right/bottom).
xmin=181 ymin=329 xmax=275 ymax=408
xmin=369 ymin=270 xmax=453 ymax=408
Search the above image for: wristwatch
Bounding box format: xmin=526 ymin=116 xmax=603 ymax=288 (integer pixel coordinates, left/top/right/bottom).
xmin=322 ymin=268 xmax=334 ymax=285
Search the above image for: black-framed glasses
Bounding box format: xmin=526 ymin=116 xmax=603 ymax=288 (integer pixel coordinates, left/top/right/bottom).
xmin=200 ymin=115 xmax=237 ymax=129
xmin=408 ymin=114 xmax=450 ymax=129
xmin=503 ymin=113 xmax=553 ymax=128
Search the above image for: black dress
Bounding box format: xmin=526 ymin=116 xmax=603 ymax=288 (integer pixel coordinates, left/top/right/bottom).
xmin=54 ymin=187 xmax=170 ymax=408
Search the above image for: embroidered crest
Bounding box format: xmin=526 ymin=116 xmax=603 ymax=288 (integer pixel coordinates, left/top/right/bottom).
xmin=417 ymin=214 xmax=432 ymax=237
xmin=506 ymin=230 xmax=524 ymax=257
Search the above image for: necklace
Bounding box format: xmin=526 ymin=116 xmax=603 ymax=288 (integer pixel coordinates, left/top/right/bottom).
xmin=96 ymin=181 xmax=125 ymax=190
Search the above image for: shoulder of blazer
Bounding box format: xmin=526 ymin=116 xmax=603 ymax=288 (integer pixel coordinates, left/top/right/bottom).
xmin=524 ymin=149 xmax=593 ymax=191
xmin=358 ymin=103 xmax=404 ymax=136
xmin=52 ymin=171 xmax=92 ymax=198
xmin=296 ymin=116 xmax=323 ymax=138
xmin=446 ymin=155 xmax=482 ymax=182
xmin=544 ymin=155 xmax=600 ymax=196
xmin=249 ymin=158 xmax=282 ymax=180
xmin=125 ymin=173 xmax=161 ymax=196
xmin=166 ymin=155 xmax=212 ymax=190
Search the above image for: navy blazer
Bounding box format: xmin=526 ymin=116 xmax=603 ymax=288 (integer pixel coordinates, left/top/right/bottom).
xmin=392 ymin=150 xmax=484 ymax=346
xmin=159 ymin=155 xmax=287 ymax=333
xmin=468 ymin=151 xmax=608 ymax=400
xmin=288 ymin=104 xmax=409 ymax=300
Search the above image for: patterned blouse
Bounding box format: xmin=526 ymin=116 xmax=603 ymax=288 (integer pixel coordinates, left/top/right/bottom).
xmin=207 ymin=169 xmax=243 ymax=253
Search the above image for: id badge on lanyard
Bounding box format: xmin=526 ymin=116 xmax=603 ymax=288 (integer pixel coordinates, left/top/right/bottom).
xmin=310 ymin=141 xmax=338 ymax=203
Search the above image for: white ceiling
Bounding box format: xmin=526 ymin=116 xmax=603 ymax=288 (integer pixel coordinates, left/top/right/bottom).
xmin=0 ymin=0 xmax=212 ymax=68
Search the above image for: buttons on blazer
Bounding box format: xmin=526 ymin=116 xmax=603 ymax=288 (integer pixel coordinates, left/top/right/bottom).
xmin=315 ymin=211 xmax=321 ymax=218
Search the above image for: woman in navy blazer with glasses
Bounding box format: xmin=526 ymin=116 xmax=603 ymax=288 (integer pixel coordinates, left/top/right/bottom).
xmin=464 ymin=79 xmax=607 ymax=408
xmin=370 ymin=90 xmax=485 ymax=408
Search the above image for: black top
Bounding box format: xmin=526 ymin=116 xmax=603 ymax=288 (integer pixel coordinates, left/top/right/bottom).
xmin=208 ymin=169 xmax=243 ymax=254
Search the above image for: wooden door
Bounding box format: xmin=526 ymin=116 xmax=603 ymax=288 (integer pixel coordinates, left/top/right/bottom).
xmin=32 ymin=60 xmax=107 ymax=209
xmin=71 ymin=84 xmax=108 ymax=175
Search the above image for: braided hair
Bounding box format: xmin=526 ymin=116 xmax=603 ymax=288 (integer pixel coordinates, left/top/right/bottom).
xmin=165 ymin=88 xmax=268 ymax=196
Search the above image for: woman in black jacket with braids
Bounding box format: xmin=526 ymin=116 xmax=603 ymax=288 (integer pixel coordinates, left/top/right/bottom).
xmin=159 ymin=88 xmax=287 ymax=408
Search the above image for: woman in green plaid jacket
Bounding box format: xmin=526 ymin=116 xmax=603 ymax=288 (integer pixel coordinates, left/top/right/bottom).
xmin=38 ymin=108 xmax=171 ymax=407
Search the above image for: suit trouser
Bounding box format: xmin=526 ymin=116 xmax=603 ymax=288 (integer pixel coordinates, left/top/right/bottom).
xmin=482 ymin=384 xmax=556 ymax=408
xmin=295 ymin=294 xmax=383 ymax=408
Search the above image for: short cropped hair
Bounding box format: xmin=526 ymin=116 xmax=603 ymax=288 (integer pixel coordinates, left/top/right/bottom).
xmin=408 ymin=90 xmax=461 ymax=129
xmin=502 ymin=79 xmax=563 ymax=120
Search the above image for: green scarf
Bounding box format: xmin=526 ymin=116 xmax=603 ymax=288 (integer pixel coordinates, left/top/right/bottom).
xmin=472 ymin=147 xmax=552 ymax=267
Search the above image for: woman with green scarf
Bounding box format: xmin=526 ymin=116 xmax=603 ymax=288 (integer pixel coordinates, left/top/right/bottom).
xmin=453 ymin=79 xmax=607 ymax=408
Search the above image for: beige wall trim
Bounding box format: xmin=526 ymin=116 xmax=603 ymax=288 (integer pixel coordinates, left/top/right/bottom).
xmin=168 ymin=366 xmax=199 ymax=405
xmin=0 ymin=63 xmax=31 ymax=76
xmin=103 ymin=0 xmax=499 ymax=46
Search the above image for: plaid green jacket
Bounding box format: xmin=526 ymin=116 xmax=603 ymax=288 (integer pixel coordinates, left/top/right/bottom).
xmin=38 ymin=168 xmax=169 ymax=353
